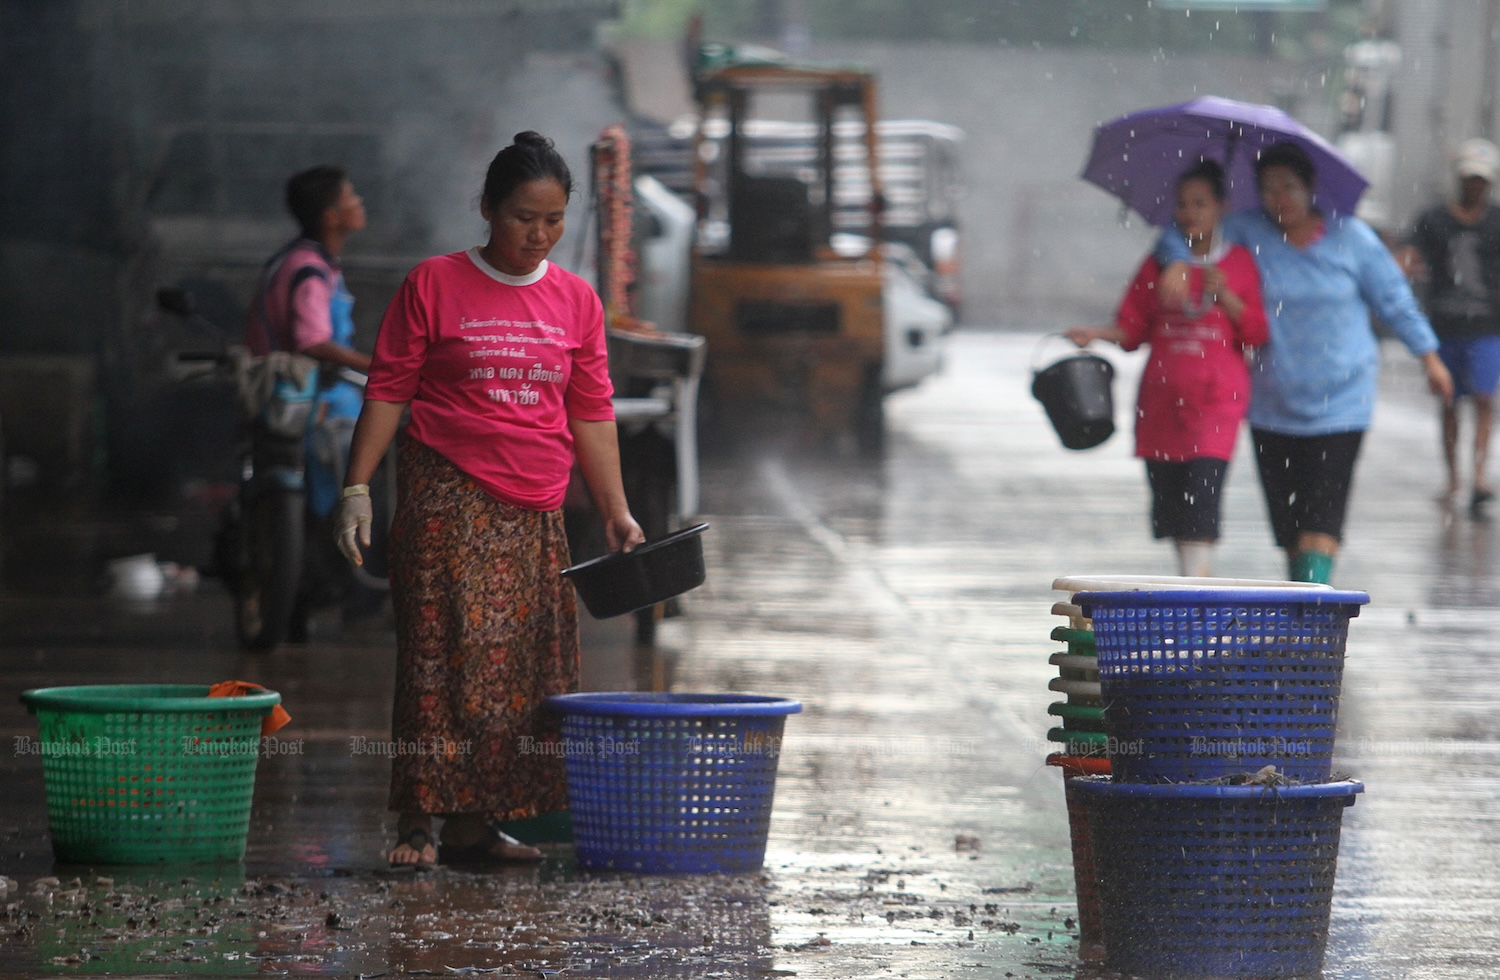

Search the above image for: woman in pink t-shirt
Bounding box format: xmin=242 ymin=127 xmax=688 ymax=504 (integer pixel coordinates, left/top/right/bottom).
xmin=1067 ymin=159 xmax=1268 ymax=577
xmin=334 ymin=132 xmax=645 ymax=870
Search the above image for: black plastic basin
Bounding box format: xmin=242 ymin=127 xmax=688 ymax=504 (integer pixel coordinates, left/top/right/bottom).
xmin=562 ymin=523 xmax=709 ymax=619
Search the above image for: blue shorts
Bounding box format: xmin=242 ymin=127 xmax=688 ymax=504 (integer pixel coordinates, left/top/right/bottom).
xmin=1438 ymin=335 xmax=1500 ymax=399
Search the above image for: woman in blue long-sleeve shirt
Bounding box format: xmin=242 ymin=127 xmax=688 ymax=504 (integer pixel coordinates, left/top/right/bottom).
xmin=1157 ymin=142 xmax=1453 ymax=583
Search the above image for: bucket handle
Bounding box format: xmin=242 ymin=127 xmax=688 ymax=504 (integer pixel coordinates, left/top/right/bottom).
xmin=1030 ymin=332 xmax=1096 ymax=373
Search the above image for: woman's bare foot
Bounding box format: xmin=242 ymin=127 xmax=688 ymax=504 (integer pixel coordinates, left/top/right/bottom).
xmin=388 ymin=815 xmax=437 ymax=869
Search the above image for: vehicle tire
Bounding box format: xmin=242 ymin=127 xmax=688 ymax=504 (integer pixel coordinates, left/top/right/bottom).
xmin=235 ymin=488 xmax=305 ymax=651
xmin=634 ymin=605 xmax=662 ymax=645
xmin=213 ymin=499 xmax=245 ymax=593
xmin=855 ymin=367 xmax=886 ymax=457
xmin=695 ymin=373 xmax=726 ymax=458
xmin=621 ymin=426 xmax=676 ymax=646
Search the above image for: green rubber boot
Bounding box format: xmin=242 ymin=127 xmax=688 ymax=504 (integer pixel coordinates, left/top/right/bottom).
xmin=1290 ymin=550 xmax=1335 ymax=585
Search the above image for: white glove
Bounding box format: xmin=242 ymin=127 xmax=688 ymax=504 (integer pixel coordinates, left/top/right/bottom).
xmin=334 ymin=485 xmax=373 ymax=566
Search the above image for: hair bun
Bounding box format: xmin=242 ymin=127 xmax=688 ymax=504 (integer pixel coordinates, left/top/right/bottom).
xmin=482 ymin=130 xmax=574 ymax=208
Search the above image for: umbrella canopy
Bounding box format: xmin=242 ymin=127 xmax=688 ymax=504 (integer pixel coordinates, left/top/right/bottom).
xmin=1081 ymin=96 xmax=1368 ymax=226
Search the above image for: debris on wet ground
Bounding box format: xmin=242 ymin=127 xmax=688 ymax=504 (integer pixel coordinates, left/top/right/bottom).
xmin=2 ymin=864 xmax=777 ymax=976
xmin=0 ymin=851 xmax=1081 ymax=977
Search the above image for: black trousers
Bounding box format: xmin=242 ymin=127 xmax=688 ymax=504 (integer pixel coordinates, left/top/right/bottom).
xmin=1252 ymin=428 xmax=1364 ymax=551
xmin=1145 ymin=458 xmax=1229 ymax=541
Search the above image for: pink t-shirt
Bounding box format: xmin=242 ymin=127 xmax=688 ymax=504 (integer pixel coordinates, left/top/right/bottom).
xmin=365 ymin=250 xmax=615 ymax=510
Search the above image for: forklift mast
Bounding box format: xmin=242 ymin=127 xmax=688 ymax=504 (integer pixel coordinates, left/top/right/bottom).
xmin=694 ymin=64 xmax=882 ymax=265
xmin=687 ymin=56 xmax=890 ymax=450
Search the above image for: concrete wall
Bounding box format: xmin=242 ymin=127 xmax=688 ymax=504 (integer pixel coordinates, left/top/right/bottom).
xmin=0 ymin=357 xmax=97 ymax=495
xmin=1388 ymin=0 xmax=1500 ymax=226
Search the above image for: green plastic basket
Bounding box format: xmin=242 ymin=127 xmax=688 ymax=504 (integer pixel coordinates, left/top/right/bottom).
xmin=1049 ymin=625 xmax=1096 ymax=654
xmin=1048 ymin=700 xmax=1107 ymax=732
xmin=1048 ymin=726 xmax=1110 ymax=756
xmin=20 ymin=685 xmax=281 ymax=864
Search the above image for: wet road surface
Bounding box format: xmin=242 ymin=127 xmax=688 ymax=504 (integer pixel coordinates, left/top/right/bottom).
xmin=2 ymin=329 xmax=1498 ymax=978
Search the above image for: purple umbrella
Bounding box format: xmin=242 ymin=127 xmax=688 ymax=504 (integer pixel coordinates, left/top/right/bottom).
xmin=1081 ymin=96 xmax=1368 ymax=226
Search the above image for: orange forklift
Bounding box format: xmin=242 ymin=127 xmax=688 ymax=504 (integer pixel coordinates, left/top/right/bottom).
xmin=689 ymin=52 xmax=887 ymax=450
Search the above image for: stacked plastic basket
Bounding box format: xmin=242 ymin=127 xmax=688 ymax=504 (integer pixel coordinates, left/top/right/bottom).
xmin=1043 ymin=577 xmax=1248 ymax=956
xmin=1057 ymin=579 xmax=1368 ymax=979
xmin=1045 ymin=623 xmax=1106 ymax=759
xmin=1042 ymin=586 xmax=1110 ymax=960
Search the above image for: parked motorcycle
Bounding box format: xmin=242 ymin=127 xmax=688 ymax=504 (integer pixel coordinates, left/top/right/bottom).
xmin=157 ymin=288 xmax=392 ymax=650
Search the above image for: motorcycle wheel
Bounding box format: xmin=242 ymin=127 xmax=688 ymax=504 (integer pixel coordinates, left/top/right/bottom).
xmin=235 ymin=488 xmax=305 ymax=651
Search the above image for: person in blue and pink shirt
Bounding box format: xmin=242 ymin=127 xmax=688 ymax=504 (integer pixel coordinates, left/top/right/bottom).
xmin=245 ymin=164 xmax=371 ymax=522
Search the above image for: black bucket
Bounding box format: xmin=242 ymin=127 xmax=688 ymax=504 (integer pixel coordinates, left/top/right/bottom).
xmin=1031 ymin=342 xmax=1115 ymax=450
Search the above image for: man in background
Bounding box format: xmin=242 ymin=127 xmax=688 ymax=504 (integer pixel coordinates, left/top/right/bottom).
xmin=1403 ymin=139 xmax=1500 ymax=517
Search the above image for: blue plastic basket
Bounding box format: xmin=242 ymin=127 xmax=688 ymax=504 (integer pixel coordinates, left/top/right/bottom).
xmin=546 ymin=693 xmax=801 ymax=873
xmin=1076 ymin=589 xmax=1369 ymax=783
xmin=1073 ymin=777 xmax=1363 ymax=979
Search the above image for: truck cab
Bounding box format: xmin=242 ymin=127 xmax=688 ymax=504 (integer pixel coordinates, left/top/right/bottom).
xmin=681 ymin=53 xmax=948 ymax=451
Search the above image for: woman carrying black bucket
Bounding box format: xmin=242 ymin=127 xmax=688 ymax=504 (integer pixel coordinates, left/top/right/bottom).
xmin=1067 ymin=160 xmax=1268 ymax=577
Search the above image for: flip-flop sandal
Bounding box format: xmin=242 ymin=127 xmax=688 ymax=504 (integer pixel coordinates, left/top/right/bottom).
xmin=387 ymin=826 xmax=437 ymax=871
xmin=438 ymin=828 xmax=544 ymax=868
